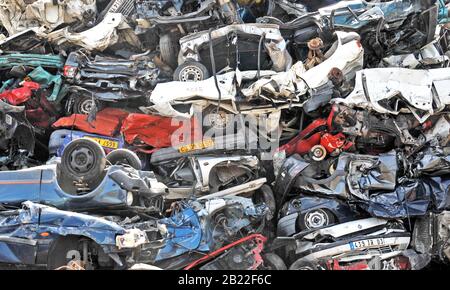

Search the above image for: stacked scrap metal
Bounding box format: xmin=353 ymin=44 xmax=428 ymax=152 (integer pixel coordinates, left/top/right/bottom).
xmin=0 ymin=0 xmax=449 ymax=270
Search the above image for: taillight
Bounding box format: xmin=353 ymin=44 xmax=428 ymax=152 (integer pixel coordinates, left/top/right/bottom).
xmin=63 ymin=65 xmax=77 ymax=78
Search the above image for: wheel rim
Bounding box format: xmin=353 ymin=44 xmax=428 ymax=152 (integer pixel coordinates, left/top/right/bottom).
xmin=179 ymin=66 xmax=204 ymax=81
xmin=77 ymin=98 xmax=94 ymax=114
xmin=304 ymin=209 xmax=329 ymax=229
xmin=207 ymin=112 xmax=231 ymax=129
xmin=311 ymin=145 xmax=326 ymax=161
xmin=69 ymin=147 xmax=96 ymax=174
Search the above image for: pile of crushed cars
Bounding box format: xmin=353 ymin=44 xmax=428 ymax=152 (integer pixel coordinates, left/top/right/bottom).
xmin=1 ymin=0 xmax=450 ymax=271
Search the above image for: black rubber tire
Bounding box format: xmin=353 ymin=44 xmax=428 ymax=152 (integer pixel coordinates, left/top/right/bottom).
xmin=298 ymin=208 xmax=336 ymax=231
xmin=289 ymin=259 xmax=318 ymax=270
xmin=160 ymin=34 xmax=180 ymax=69
xmin=72 ymin=95 xmax=103 ymax=115
xmin=253 ymin=184 xmax=276 ymax=220
xmin=106 ymin=149 xmax=142 ymax=170
xmin=263 ymin=253 xmax=287 ymax=270
xmin=173 ymin=60 xmax=210 ymax=81
xmin=60 ymin=138 xmax=106 ymax=184
xmin=47 ymin=236 xmax=82 ymax=270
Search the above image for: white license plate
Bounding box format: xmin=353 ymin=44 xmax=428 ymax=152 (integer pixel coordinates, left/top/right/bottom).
xmin=349 ymin=238 xmax=385 ymax=250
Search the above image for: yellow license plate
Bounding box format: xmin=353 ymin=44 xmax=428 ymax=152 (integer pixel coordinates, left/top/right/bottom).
xmin=86 ymin=137 xmax=119 ymax=149
xmin=179 ymin=139 xmax=214 ymax=153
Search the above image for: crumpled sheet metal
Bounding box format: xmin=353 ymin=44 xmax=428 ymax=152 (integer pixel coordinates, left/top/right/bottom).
xmin=27 ymin=66 xmax=64 ymax=102
xmin=0 ymin=0 xmax=97 ymax=36
xmin=52 ymin=107 xmax=128 ymax=136
xmin=156 ymin=207 xmax=205 ymax=261
xmin=178 ymin=23 xmax=291 ymax=71
xmin=0 ymin=66 xmax=63 ymax=105
xmin=367 ymin=176 xmax=450 ymax=218
xmin=293 ymin=151 xmax=397 ymax=201
xmin=45 ymin=13 xmax=141 ymax=51
xmin=347 ymin=152 xmax=398 ymax=200
xmin=148 ymin=72 xmax=237 ymax=119
xmin=0 ymin=81 xmax=40 ymax=105
xmin=241 ymin=31 xmax=363 ymax=101
xmin=0 ymin=53 xmax=64 ymax=69
xmin=121 ymin=113 xmax=200 ymax=148
xmin=0 ymin=201 xmax=125 ymax=258
xmin=418 ymin=154 xmax=450 ymax=174
xmin=281 ymin=149 xmax=450 ymax=219
xmin=155 ymin=196 xmax=267 ymax=262
xmin=53 ymin=108 xmax=197 ymax=148
xmin=332 ymin=67 xmax=450 ymax=123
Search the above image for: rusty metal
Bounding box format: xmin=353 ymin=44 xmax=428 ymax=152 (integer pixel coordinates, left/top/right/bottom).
xmin=328 ymin=67 xmax=344 ymax=86
xmin=305 ymin=37 xmax=324 ymax=69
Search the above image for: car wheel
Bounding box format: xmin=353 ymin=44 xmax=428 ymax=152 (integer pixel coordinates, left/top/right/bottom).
xmin=47 ymin=236 xmax=83 ymax=270
xmin=174 ymin=60 xmax=210 ymax=81
xmin=309 ymin=145 xmax=327 ymax=161
xmin=289 ymin=259 xmax=318 ymax=270
xmin=60 ymin=138 xmax=106 ymax=184
xmin=263 ymin=253 xmax=287 ymax=270
xmin=73 ymin=95 xmax=103 ymax=115
xmin=298 ymin=208 xmax=335 ymax=230
xmin=253 ymin=184 xmax=276 ymax=220
xmin=106 ymin=149 xmax=142 ymax=170
xmin=160 ymin=34 xmax=180 ymax=69
xmin=202 ymin=106 xmax=235 ymax=133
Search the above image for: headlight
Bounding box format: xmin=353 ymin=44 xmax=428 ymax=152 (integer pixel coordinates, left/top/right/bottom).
xmin=116 ymin=229 xmax=148 ymax=249
xmin=126 ymin=191 xmax=134 ymax=206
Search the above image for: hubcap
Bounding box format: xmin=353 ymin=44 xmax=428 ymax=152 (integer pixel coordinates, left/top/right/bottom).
xmin=313 ymin=148 xmax=324 ymax=158
xmin=207 ymin=112 xmax=231 ymax=129
xmin=304 ymin=209 xmax=329 ymax=229
xmin=311 ymin=145 xmax=326 ymax=161
xmin=179 ymin=66 xmax=203 ymax=81
xmin=69 ymin=147 xmax=95 ymax=173
xmin=78 ymin=99 xmax=94 ymax=115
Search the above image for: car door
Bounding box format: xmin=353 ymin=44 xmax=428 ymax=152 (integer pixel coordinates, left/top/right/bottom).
xmin=0 ymin=167 xmax=41 ymax=206
xmin=0 ymin=210 xmax=38 ymax=265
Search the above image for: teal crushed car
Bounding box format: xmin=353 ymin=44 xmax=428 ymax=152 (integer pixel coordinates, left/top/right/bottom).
xmin=0 ymin=53 xmax=64 ymax=69
xmin=0 ymin=53 xmax=67 ymax=102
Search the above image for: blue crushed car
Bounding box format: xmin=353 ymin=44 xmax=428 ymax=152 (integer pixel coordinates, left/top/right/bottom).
xmin=0 ymin=201 xmax=149 ymax=269
xmin=0 ymin=138 xmax=166 ymax=215
xmin=130 ymin=196 xmax=273 ymax=269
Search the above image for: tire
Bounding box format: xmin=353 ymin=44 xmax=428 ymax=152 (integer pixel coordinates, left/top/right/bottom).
xmin=106 ymin=149 xmax=142 ymax=170
xmin=263 ymin=253 xmax=287 ymax=270
xmin=173 ymin=60 xmax=210 ymax=81
xmin=289 ymin=259 xmax=318 ymax=270
xmin=60 ymin=138 xmax=106 ymax=184
xmin=253 ymin=184 xmax=276 ymax=220
xmin=202 ymin=106 xmax=236 ymax=133
xmin=73 ymin=95 xmax=103 ymax=115
xmin=47 ymin=236 xmax=82 ymax=270
xmin=160 ymin=34 xmax=180 ymax=69
xmin=298 ymin=208 xmax=335 ymax=231
xmin=309 ymin=144 xmax=327 ymax=161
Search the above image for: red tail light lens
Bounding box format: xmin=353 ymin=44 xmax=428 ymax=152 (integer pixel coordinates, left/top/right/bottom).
xmin=63 ymin=65 xmax=77 ymax=78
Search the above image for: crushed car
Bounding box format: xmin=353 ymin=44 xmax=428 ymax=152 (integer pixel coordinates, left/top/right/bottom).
xmin=0 ymin=201 xmax=148 ymax=269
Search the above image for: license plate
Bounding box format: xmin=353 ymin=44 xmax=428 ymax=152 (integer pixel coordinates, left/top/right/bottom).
xmin=349 ymin=238 xmax=385 ymax=250
xmin=86 ymin=137 xmax=119 ymax=149
xmin=178 ymin=139 xmax=214 ymax=153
